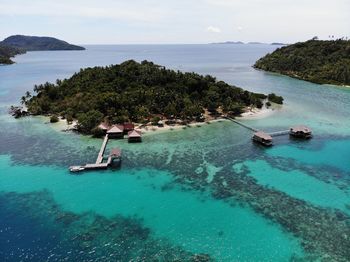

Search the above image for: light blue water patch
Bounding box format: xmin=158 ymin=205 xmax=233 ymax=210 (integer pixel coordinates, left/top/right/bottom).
xmin=0 ymin=155 xmax=303 ymax=261
xmin=268 ymin=139 xmax=350 ymax=173
xmin=234 ymin=160 xmax=350 ymax=214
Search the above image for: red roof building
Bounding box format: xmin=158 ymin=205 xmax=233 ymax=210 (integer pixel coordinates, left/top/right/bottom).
xmin=128 ymin=130 xmax=142 ymax=143
xmin=107 ymin=125 xmax=124 ymax=138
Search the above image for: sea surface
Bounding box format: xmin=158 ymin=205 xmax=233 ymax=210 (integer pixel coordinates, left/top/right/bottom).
xmin=0 ymin=44 xmax=350 ymax=261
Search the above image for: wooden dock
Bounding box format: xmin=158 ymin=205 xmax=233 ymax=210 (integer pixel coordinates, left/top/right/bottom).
xmin=268 ymin=130 xmax=290 ymax=137
xmin=96 ymin=134 xmax=109 ymax=164
xmin=225 ymin=116 xmax=311 ymax=146
xmin=69 ymin=134 xmax=121 ymax=173
xmin=225 ymin=117 xmax=259 ymax=132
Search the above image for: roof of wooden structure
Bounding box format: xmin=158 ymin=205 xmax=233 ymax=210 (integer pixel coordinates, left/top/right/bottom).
xmin=290 ymin=125 xmax=312 ymax=133
xmin=128 ymin=130 xmax=142 ymax=138
xmin=253 ymin=131 xmax=272 ymax=141
xmin=123 ymin=122 xmax=135 ymax=130
xmin=110 ymin=148 xmax=122 ymax=157
xmin=98 ymin=123 xmax=109 ymax=130
xmin=107 ymin=125 xmax=124 ymax=134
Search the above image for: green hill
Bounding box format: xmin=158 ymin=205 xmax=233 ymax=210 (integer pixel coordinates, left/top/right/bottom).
xmin=1 ymin=35 xmax=85 ymax=51
xmin=254 ymin=39 xmax=350 ymax=86
xmin=23 ymin=60 xmax=275 ymax=134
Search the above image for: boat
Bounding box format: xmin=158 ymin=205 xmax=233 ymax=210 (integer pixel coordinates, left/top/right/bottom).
xmin=69 ymin=166 xmax=85 ymax=172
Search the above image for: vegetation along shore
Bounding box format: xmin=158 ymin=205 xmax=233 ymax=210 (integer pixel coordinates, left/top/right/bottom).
xmin=13 ymin=60 xmax=283 ymax=136
xmin=254 ymin=39 xmax=350 ymax=86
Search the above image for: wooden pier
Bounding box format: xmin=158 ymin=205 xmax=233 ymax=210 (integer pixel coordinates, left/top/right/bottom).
xmin=225 ymin=116 xmax=312 ymax=146
xmin=225 ymin=117 xmax=259 ymax=132
xmin=268 ymin=130 xmax=290 ymax=137
xmin=96 ymin=134 xmax=109 ymax=164
xmin=69 ymin=134 xmax=121 ymax=173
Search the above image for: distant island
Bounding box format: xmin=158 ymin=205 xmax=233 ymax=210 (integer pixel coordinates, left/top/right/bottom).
xmin=211 ymin=41 xmax=244 ymax=45
xmin=211 ymin=41 xmax=286 ymax=45
xmin=2 ymin=35 xmax=85 ymax=51
xmin=270 ymin=42 xmax=287 ymax=46
xmin=247 ymin=42 xmax=264 ymax=45
xmin=15 ymin=60 xmax=282 ymax=135
xmin=0 ymin=35 xmax=85 ymax=64
xmin=254 ymin=39 xmax=350 ymax=86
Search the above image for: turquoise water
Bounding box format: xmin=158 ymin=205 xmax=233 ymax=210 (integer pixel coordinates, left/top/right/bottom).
xmin=1 ymin=44 xmax=350 ymax=261
xmin=233 ymin=160 xmax=350 ymax=214
xmin=0 ymin=156 xmax=302 ymax=261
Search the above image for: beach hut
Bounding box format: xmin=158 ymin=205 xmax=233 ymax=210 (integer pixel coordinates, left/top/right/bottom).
xmin=128 ymin=130 xmax=142 ymax=143
xmin=252 ymin=131 xmax=273 ymax=146
xmin=123 ymin=122 xmax=135 ymax=134
xmin=98 ymin=123 xmax=109 ymax=133
xmin=107 ymin=125 xmax=124 ymax=139
xmin=290 ymin=125 xmax=312 ymax=139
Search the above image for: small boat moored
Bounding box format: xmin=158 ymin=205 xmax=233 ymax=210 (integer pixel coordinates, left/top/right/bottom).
xmin=69 ymin=166 xmax=85 ymax=173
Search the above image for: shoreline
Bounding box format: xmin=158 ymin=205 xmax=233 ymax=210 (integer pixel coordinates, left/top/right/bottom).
xmin=40 ymin=106 xmax=276 ymax=136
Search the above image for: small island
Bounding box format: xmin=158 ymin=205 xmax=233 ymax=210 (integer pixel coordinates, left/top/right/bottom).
xmin=16 ymin=60 xmax=282 ymax=135
xmin=254 ymin=39 xmax=350 ymax=86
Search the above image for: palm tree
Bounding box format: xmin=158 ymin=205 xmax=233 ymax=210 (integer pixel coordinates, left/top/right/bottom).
xmin=20 ymin=96 xmax=26 ymax=105
xmin=25 ymin=91 xmax=31 ymax=99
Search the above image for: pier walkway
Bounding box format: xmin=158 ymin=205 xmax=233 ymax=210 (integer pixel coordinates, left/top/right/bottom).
xmin=225 ymin=117 xmax=259 ymax=132
xmin=268 ymin=130 xmax=290 ymax=137
xmin=96 ymin=134 xmax=109 ymax=164
xmin=225 ymin=116 xmax=294 ymax=141
xmin=69 ymin=133 xmax=120 ymax=173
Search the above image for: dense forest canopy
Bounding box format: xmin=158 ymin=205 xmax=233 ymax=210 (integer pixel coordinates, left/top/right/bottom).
xmin=0 ymin=44 xmax=25 ymax=64
xmin=1 ymin=35 xmax=85 ymax=51
xmin=23 ymin=60 xmax=277 ymax=133
xmin=254 ymin=39 xmax=350 ymax=86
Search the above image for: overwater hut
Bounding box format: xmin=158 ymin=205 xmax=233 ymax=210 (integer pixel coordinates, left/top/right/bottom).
xmin=290 ymin=125 xmax=312 ymax=139
xmin=107 ymin=125 xmax=124 ymax=139
xmin=128 ymin=130 xmax=142 ymax=143
xmin=123 ymin=123 xmax=135 ymax=134
xmin=252 ymin=131 xmax=273 ymax=146
xmin=109 ymin=148 xmax=122 ymax=167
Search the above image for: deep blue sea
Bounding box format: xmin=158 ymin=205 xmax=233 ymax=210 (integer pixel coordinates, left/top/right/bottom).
xmin=0 ymin=44 xmax=350 ymax=261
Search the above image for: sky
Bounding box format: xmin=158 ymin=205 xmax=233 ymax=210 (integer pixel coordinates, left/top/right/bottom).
xmin=0 ymin=0 xmax=349 ymax=44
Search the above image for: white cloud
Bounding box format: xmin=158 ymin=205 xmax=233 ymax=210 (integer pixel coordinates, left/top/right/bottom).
xmin=237 ymin=26 xmax=243 ymax=32
xmin=207 ymin=26 xmax=221 ymax=33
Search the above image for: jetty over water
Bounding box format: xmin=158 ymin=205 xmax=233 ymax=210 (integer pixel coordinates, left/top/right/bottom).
xmin=96 ymin=134 xmax=109 ymax=164
xmin=268 ymin=130 xmax=290 ymax=137
xmin=69 ymin=134 xmax=121 ymax=173
xmin=224 ymin=116 xmax=312 ymax=146
xmin=226 ymin=117 xmax=259 ymax=132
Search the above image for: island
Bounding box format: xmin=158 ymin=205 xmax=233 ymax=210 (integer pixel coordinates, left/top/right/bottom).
xmin=0 ymin=43 xmax=25 ymax=64
xmin=211 ymin=41 xmax=244 ymax=45
xmin=254 ymin=39 xmax=350 ymax=86
xmin=270 ymin=42 xmax=287 ymax=46
xmin=16 ymin=60 xmax=282 ymax=135
xmin=1 ymin=35 xmax=85 ymax=51
xmin=0 ymin=35 xmax=85 ymax=65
